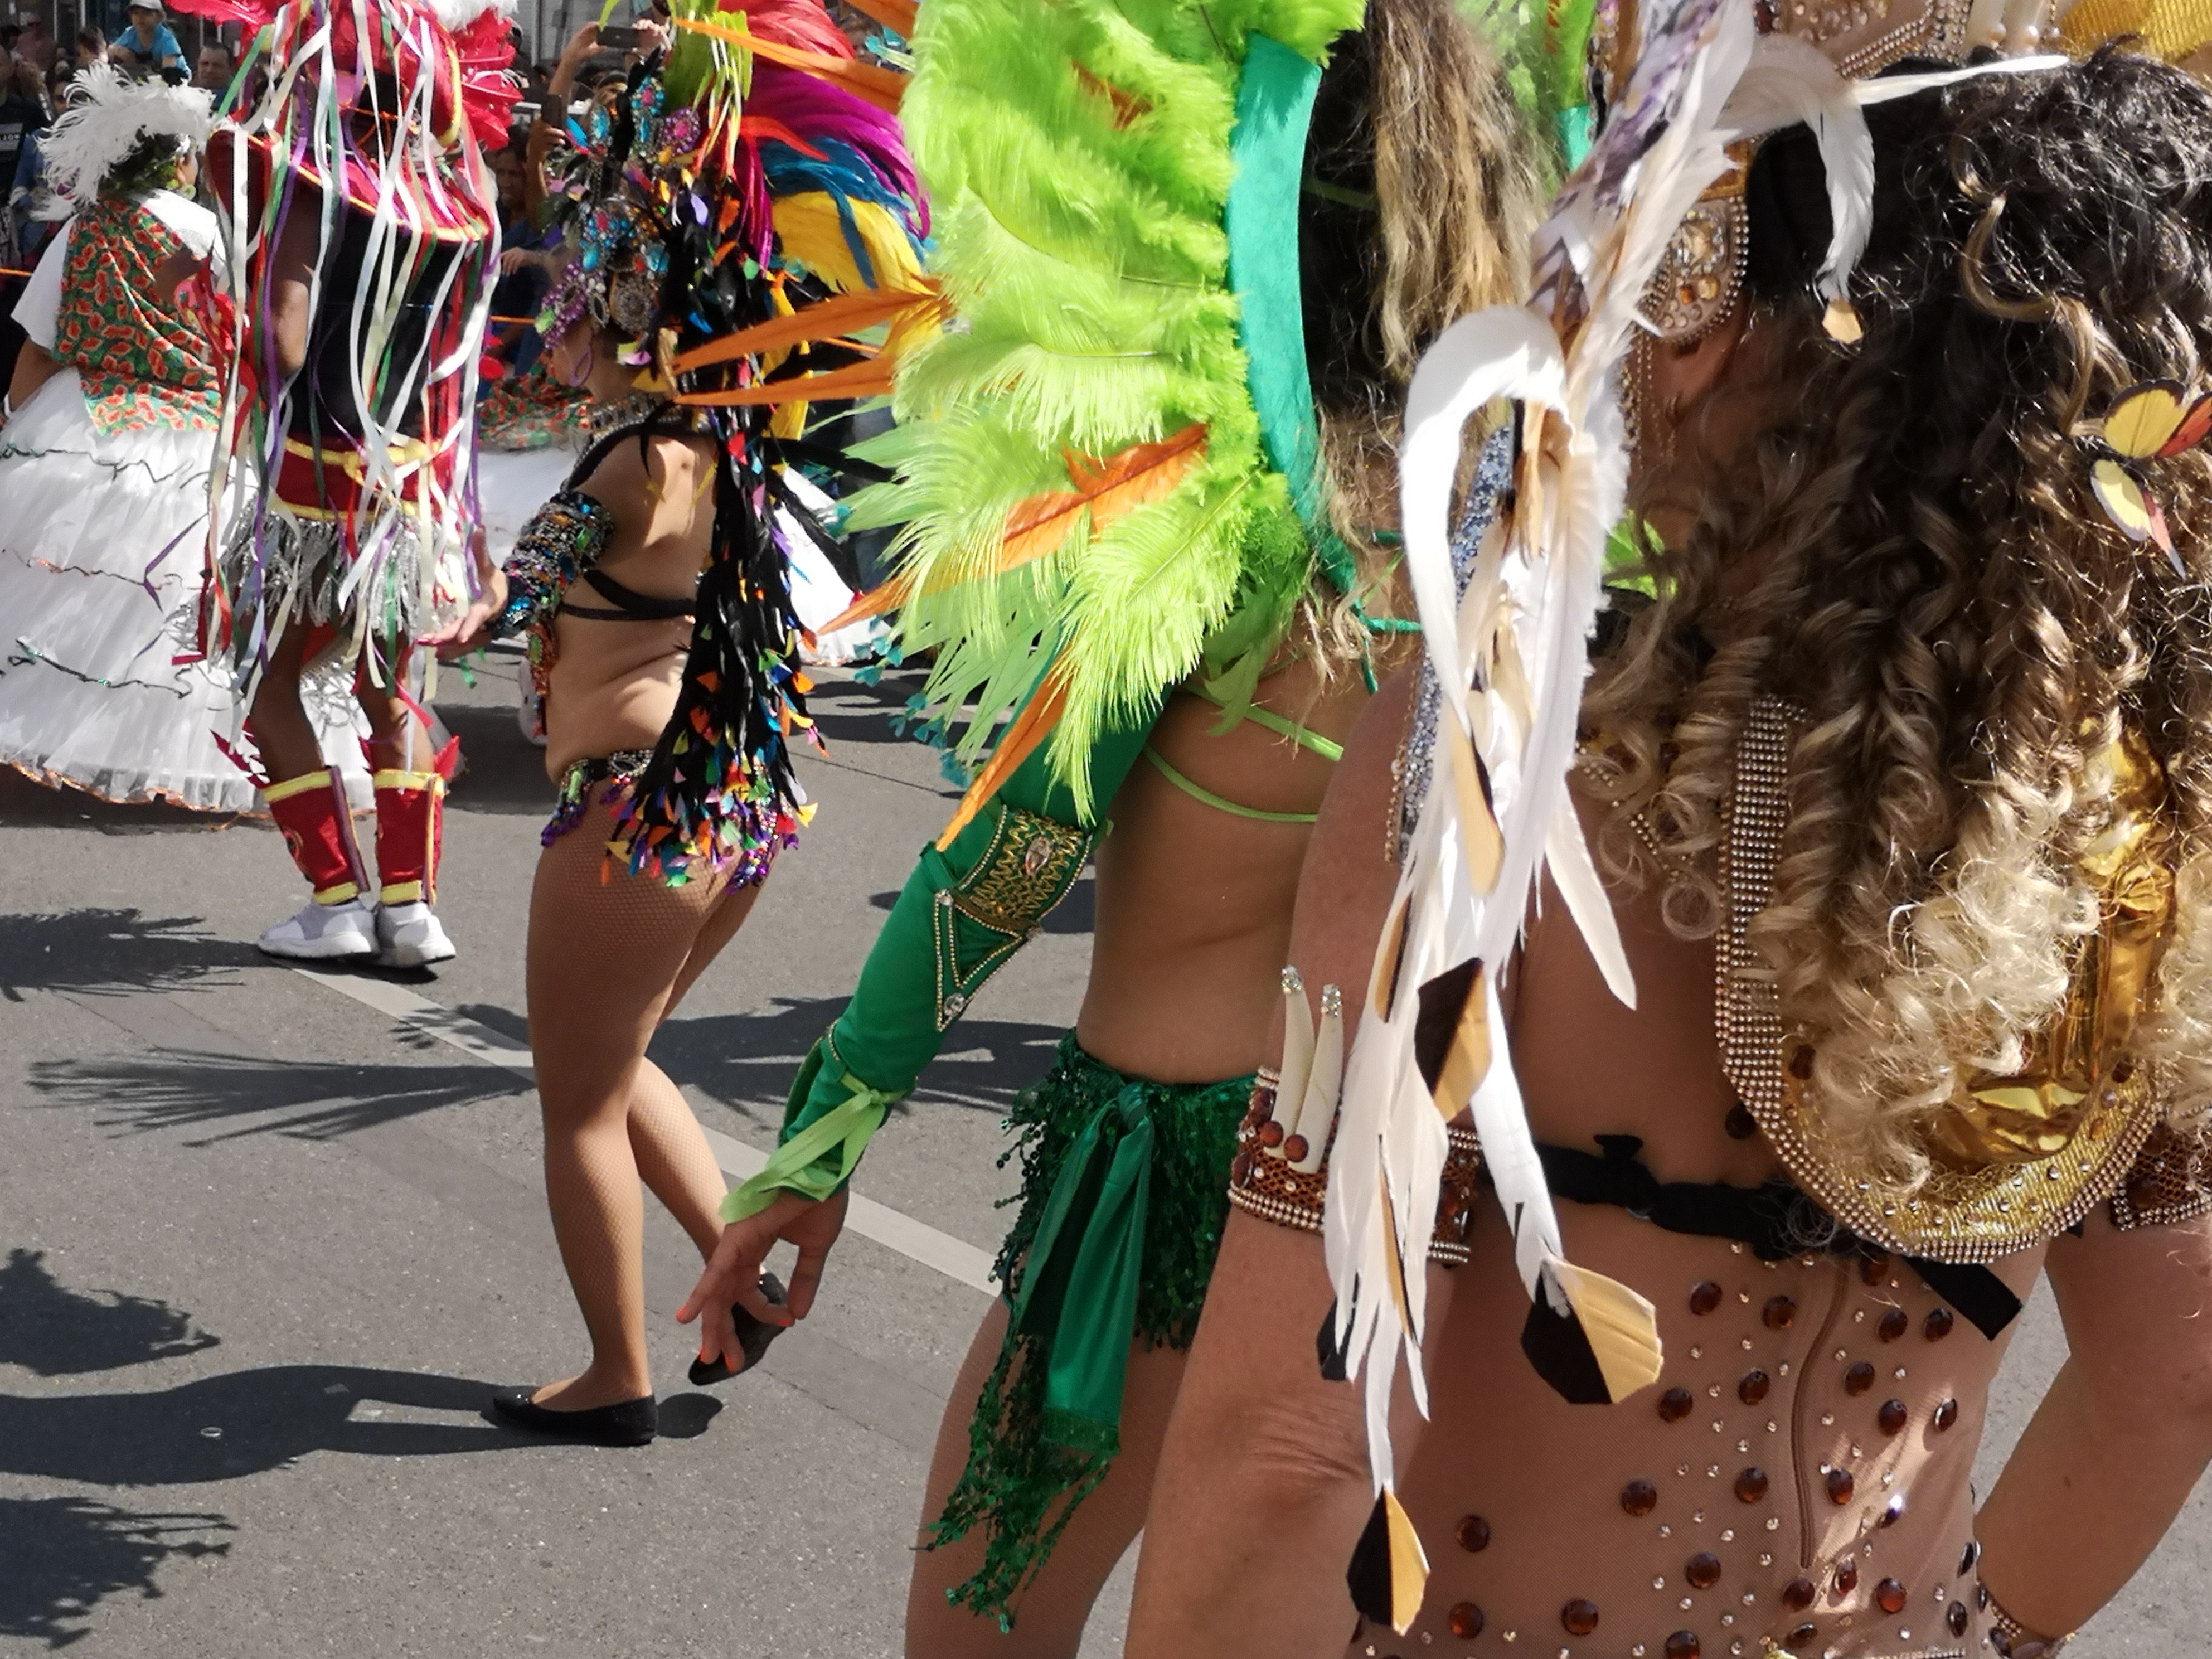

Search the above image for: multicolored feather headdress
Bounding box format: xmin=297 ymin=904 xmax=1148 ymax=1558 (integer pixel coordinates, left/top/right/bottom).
xmin=1325 ymin=0 xmax=2073 ymax=1628
xmin=826 ymin=0 xmax=1423 ymax=836
xmin=524 ymin=0 xmax=935 ymax=883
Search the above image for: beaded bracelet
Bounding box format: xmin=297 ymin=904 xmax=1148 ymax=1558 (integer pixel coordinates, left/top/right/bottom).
xmin=1985 ymin=1585 xmax=2072 ymax=1658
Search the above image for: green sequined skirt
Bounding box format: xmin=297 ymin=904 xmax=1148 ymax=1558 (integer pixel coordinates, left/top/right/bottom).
xmin=928 ymin=1032 xmax=1253 ymax=1627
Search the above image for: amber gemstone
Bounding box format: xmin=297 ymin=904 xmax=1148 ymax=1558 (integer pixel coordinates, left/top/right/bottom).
xmin=1282 ymin=1133 xmax=1310 ymax=1162
xmin=1763 ymin=1295 xmax=1798 ymax=1330
xmin=1934 ymin=1398 xmax=1960 ymax=1432
xmin=1685 ymin=1552 xmax=1721 ymax=1589
xmin=1925 ymin=1307 xmax=1956 ymax=1341
xmin=1621 ymin=1479 xmax=1659 ymax=1517
xmin=1783 ymin=1626 xmax=1819 ymax=1652
xmin=1455 ymin=1514 xmax=1492 ymax=1553
xmin=1876 ymin=1308 xmax=1909 ymax=1342
xmin=1658 ymin=1386 xmax=1695 ymax=1423
xmin=1739 ymin=1369 xmax=1771 ymax=1405
xmin=1877 ymin=1399 xmax=1908 ymax=1435
xmin=1875 ymin=1578 xmax=1908 ymax=1615
xmin=1859 ymin=1251 xmax=1890 ymax=1285
xmin=1959 ymin=1539 xmax=1982 ymax=1575
xmin=1734 ymin=1466 xmax=1769 ymax=1503
xmin=1258 ymin=1120 xmax=1285 ymax=1149
xmin=1788 ymin=1044 xmax=1815 ymax=1080
xmin=1834 ymin=1561 xmax=1860 ymax=1595
xmin=1844 ymin=1361 xmax=1877 ymax=1395
xmin=1948 ymin=1600 xmax=1971 ymax=1638
xmin=1725 ymin=1102 xmax=1759 ymax=1140
xmin=1229 ymin=1152 xmax=1255 ymax=1186
xmin=1664 ymin=1632 xmax=1702 ymax=1659
xmin=1825 ymin=1467 xmax=1855 ymax=1505
xmin=1689 ymin=1280 xmax=1724 ymax=1316
xmin=1782 ymin=1577 xmax=1816 ymax=1612
xmin=1561 ymin=1599 xmax=1599 ymax=1637
xmin=1448 ymin=1602 xmax=1485 ymax=1639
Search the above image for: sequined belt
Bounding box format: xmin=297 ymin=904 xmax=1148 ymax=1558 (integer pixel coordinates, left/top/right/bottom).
xmin=544 ymin=748 xmax=654 ymax=847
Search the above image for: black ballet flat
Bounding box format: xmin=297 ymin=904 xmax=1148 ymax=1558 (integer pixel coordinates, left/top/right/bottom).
xmin=489 ymin=1386 xmax=657 ymax=1447
xmin=687 ymin=1271 xmax=789 ymax=1386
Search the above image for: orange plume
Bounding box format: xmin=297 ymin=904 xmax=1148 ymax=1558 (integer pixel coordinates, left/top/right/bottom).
xmin=836 ymin=0 xmax=918 ymax=38
xmin=671 ymin=284 xmax=942 ymax=375
xmin=995 ymin=424 xmax=1207 ymax=574
xmin=935 ymin=670 xmax=1067 ymax=849
xmin=673 ymin=358 xmax=897 ymax=406
xmin=671 ymin=16 xmax=906 ymax=111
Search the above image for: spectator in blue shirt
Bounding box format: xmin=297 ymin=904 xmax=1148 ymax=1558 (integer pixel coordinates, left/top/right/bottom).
xmin=110 ymin=1 xmax=182 ymax=79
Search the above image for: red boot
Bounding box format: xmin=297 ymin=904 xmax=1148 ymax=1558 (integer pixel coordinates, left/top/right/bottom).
xmin=371 ymin=768 xmax=457 ymax=967
xmin=258 ymin=769 xmax=377 ymax=960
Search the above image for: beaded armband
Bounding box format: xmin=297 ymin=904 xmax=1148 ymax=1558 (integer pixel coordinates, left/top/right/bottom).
xmin=1226 ymin=1067 xmax=1486 ymax=1264
xmin=493 ymin=488 xmax=614 ymax=639
xmin=927 ymin=802 xmax=1092 ymax=1030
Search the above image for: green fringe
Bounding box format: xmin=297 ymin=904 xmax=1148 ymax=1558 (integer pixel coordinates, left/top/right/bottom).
xmin=927 ymin=1035 xmax=1252 ymax=1627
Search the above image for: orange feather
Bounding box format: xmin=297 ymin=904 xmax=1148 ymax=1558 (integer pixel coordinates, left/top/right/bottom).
xmin=995 ymin=424 xmax=1207 ymax=574
xmin=671 ymin=17 xmax=906 ymax=112
xmin=836 ymin=0 xmax=918 ymax=37
xmin=935 ymin=670 xmax=1066 ymax=850
xmin=673 ymin=358 xmax=896 ymax=406
xmin=671 ymin=284 xmax=942 ymax=375
xmin=819 ymin=573 xmax=915 ymax=635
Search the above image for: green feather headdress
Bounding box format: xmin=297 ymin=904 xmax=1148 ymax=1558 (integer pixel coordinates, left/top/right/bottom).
xmin=836 ymin=0 xmax=1371 ymax=831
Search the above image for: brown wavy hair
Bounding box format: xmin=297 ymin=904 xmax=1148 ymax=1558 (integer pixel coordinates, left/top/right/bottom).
xmin=1582 ymin=49 xmax=2212 ymax=1199
xmin=1297 ymin=0 xmax=1547 ymax=667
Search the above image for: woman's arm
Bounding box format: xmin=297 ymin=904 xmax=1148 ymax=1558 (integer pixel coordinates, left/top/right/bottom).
xmin=268 ymin=191 xmax=323 ymax=380
xmin=3 ymin=341 xmax=57 ymax=420
xmin=1976 ymin=1200 xmax=2212 ymax=1642
xmin=1126 ymin=665 xmax=1427 ymax=1658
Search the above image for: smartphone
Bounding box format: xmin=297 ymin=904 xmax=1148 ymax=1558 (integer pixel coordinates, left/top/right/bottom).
xmin=597 ymin=22 xmax=636 ymax=50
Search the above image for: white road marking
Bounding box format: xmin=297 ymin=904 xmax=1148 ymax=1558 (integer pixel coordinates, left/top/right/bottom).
xmin=290 ymin=966 xmax=999 ymax=1295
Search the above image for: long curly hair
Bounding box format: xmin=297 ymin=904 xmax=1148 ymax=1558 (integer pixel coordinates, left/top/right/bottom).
xmin=1582 ymin=49 xmax=2212 ymax=1202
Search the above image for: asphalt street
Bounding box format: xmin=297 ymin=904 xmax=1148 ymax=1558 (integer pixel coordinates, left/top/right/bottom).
xmin=1 ymin=649 xmax=2206 ymax=1657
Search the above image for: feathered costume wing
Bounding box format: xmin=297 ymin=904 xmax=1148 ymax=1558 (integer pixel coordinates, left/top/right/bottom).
xmin=831 ymin=0 xmax=1369 ymax=833
xmin=1323 ymin=0 xmax=2070 ymax=1626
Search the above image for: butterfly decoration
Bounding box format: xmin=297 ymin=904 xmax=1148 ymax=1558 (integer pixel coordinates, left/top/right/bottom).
xmin=2089 ymin=379 xmax=2212 ymax=574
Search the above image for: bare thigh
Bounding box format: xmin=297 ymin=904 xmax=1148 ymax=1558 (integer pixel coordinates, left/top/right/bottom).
xmin=663 ymin=876 xmax=765 ymax=1020
xmin=906 ymin=1299 xmax=1190 ymax=1659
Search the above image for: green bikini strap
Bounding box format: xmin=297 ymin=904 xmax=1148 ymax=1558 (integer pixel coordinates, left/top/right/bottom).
xmin=1192 ymin=681 xmax=1345 ymax=762
xmin=1139 ymin=744 xmax=1321 ymax=824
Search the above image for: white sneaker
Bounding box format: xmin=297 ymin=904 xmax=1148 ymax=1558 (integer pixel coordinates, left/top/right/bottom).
xmin=376 ymin=900 xmax=457 ymax=968
xmin=258 ymin=897 xmax=379 ymax=962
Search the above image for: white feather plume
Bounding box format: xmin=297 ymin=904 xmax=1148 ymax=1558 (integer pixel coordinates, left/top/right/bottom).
xmin=426 ymin=0 xmax=517 ymax=31
xmin=38 ymin=61 xmax=214 ymax=203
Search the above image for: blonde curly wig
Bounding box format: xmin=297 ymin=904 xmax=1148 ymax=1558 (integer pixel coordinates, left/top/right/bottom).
xmin=1582 ymin=49 xmax=2212 ymax=1205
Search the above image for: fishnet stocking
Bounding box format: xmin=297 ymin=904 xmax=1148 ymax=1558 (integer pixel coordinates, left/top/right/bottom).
xmin=525 ymin=794 xmax=763 ymax=1405
xmin=906 ymin=1299 xmax=1188 ymax=1658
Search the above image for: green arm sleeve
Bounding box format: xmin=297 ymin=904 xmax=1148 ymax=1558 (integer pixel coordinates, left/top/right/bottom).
xmin=721 ymin=710 xmax=1157 ymax=1220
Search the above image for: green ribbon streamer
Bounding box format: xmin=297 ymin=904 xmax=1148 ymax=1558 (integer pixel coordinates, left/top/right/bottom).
xmin=1007 ymin=1083 xmax=1156 ymax=1455
xmin=722 ymin=1046 xmax=896 ymax=1221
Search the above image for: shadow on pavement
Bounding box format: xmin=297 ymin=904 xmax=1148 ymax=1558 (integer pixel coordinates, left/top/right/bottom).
xmin=434 ymin=693 xmax=556 ymax=818
xmin=0 ymin=1365 xmax=528 ymax=1486
xmin=0 ymin=770 xmax=258 ymax=838
xmin=0 ymin=1494 xmax=234 ymax=1649
xmin=644 ymin=994 xmax=1067 ymax=1118
xmin=0 ymin=910 xmax=260 ymax=1003
xmin=28 ymin=1051 xmax=527 ymax=1142
xmin=0 ymin=1250 xmax=220 ymax=1376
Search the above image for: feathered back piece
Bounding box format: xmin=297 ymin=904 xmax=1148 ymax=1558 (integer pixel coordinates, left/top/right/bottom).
xmin=1322 ymin=0 xmax=2073 ymax=1628
xmin=530 ymin=0 xmax=934 ymax=884
xmin=38 ymin=61 xmax=216 ymax=201
xmin=182 ymin=0 xmax=517 ymax=687
xmin=827 ymin=0 xmax=1372 ymax=834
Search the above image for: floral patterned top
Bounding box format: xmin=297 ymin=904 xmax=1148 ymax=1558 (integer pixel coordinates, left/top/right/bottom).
xmin=50 ymin=197 xmax=222 ymax=436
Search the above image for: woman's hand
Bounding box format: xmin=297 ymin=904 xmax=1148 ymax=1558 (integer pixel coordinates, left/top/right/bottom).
xmin=677 ymin=1188 xmax=849 ymax=1375
xmin=628 ymin=14 xmax=670 ymax=59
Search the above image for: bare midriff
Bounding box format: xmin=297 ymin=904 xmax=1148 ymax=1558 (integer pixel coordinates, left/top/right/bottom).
xmin=1351 ymin=797 xmax=2044 ymax=1659
xmin=540 ymin=432 xmax=715 ymax=778
xmin=1075 ymin=653 xmax=1377 ymax=1086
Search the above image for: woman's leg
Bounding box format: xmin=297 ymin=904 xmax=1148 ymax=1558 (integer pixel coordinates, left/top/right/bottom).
xmin=526 ymin=802 xmax=727 ymax=1408
xmin=244 ymin=617 xmax=323 ymax=781
xmin=905 ymin=1300 xmax=1189 ymax=1659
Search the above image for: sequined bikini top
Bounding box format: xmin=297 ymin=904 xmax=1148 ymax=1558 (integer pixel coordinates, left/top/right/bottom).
xmin=1718 ymin=696 xmax=2179 ymax=1263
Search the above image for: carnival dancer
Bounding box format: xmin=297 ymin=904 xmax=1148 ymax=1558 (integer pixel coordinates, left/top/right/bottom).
xmin=182 ymin=0 xmax=516 ymax=965
xmin=0 ymin=65 xmax=278 ymax=809
xmin=673 ymin=0 xmax=1549 ymax=1642
xmin=433 ymin=0 xmax=931 ymax=1447
xmin=1126 ymin=14 xmax=2212 ymax=1659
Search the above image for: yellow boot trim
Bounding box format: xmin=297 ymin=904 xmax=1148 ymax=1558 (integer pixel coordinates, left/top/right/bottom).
xmin=371 ymin=770 xmax=445 ymax=795
xmin=263 ymin=769 xmax=338 ymax=805
xmin=379 ymin=881 xmax=426 ymax=905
